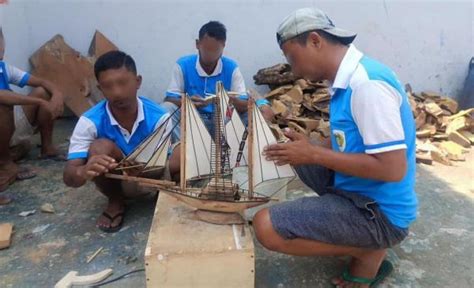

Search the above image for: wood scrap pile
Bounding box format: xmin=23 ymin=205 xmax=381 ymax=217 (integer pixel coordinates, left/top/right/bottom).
xmin=253 ymin=64 xmax=331 ymax=141
xmin=254 ymin=64 xmax=474 ymax=166
xmin=406 ymin=85 xmax=473 ymax=165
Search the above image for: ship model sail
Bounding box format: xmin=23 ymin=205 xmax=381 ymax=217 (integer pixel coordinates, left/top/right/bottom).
xmin=106 ymin=81 xmax=296 ymax=214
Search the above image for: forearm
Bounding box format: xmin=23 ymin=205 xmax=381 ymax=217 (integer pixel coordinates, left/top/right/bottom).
xmin=310 ymin=146 xmax=403 ymax=182
xmin=63 ymin=164 xmax=87 ymax=187
xmin=0 ymin=90 xmax=43 ymax=106
xmin=231 ymin=97 xmax=248 ymax=113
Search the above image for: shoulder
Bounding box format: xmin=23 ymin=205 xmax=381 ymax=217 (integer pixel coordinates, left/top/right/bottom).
xmin=140 ymin=96 xmax=167 ymax=115
xmin=82 ymin=100 xmax=108 ymax=124
xmin=176 ymin=54 xmax=197 ymax=65
xmin=221 ymin=56 xmax=238 ymax=69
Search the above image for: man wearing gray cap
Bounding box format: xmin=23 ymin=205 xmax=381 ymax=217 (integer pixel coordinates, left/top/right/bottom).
xmin=253 ymin=7 xmax=417 ymax=287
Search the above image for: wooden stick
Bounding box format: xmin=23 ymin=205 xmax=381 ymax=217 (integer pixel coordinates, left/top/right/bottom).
xmin=86 ymin=247 xmax=103 ymax=264
xmin=114 ymin=164 xmax=145 ymax=170
xmin=104 ymin=173 xmax=176 ymax=186
xmin=180 ymin=95 xmax=187 ymax=191
xmin=247 ymin=99 xmax=254 ymax=198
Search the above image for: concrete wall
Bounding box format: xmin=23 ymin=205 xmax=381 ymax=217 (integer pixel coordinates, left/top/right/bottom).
xmin=1 ymin=0 xmax=473 ymax=101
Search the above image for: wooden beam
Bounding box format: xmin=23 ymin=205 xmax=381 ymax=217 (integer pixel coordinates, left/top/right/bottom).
xmin=180 ymin=95 xmax=187 ymax=191
xmin=247 ymin=99 xmax=254 ymax=197
xmin=145 ymin=193 xmax=255 ymax=287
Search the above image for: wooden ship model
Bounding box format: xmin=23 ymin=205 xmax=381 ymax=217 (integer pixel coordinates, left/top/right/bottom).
xmin=106 ymin=81 xmax=295 ymax=221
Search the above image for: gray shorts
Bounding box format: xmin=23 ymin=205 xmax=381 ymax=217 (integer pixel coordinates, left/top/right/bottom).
xmin=269 ymin=165 xmax=408 ymax=249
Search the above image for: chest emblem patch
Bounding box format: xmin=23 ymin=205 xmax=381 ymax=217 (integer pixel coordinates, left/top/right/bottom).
xmin=333 ymin=130 xmax=346 ymax=152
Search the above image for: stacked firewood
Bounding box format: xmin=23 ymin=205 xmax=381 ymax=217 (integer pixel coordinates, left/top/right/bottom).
xmin=254 ymin=64 xmax=474 ymax=166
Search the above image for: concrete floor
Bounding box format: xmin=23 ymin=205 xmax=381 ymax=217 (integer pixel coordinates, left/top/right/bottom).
xmin=0 ymin=118 xmax=473 ymax=287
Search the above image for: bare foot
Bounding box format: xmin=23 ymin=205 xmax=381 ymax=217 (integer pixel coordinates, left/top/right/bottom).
xmin=96 ymin=199 xmax=125 ymax=232
xmin=39 ymin=146 xmax=66 ymax=161
xmin=0 ymin=161 xmax=18 ymax=192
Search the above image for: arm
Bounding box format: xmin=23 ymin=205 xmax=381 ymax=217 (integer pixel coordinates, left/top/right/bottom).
xmin=0 ymin=89 xmax=46 ymax=106
xmin=264 ymin=81 xmax=409 ymax=182
xmin=63 ymin=155 xmax=117 ymax=187
xmin=230 ymin=68 xmax=250 ymax=114
xmin=264 ymin=130 xmax=407 ymax=182
xmin=247 ymin=88 xmax=275 ymax=121
xmin=164 ymin=63 xmax=184 ymax=107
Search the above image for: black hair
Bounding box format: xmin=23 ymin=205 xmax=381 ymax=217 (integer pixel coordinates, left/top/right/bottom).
xmin=198 ymin=21 xmax=227 ymax=42
xmin=292 ymin=29 xmax=351 ymax=46
xmin=94 ymin=50 xmax=137 ymax=80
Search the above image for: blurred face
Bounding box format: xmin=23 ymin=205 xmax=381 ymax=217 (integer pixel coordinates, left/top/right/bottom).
xmin=97 ymin=67 xmax=142 ymax=110
xmin=281 ymin=32 xmax=327 ymax=82
xmin=0 ymin=29 xmax=5 ymax=60
xmin=196 ymin=34 xmax=225 ymax=66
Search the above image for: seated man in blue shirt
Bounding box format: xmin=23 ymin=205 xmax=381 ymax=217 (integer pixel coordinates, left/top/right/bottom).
xmin=162 ymin=21 xmax=273 ymax=138
xmin=253 ymin=8 xmax=417 ymax=287
xmin=63 ymin=51 xmax=180 ymax=233
xmin=0 ymin=27 xmax=64 ymax=203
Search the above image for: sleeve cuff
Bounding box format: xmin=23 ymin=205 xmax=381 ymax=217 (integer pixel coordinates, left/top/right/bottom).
xmin=18 ymin=73 xmax=31 ymax=88
xmin=67 ymin=151 xmax=88 ymax=160
xmin=256 ymin=99 xmax=270 ymax=107
xmin=365 ymin=140 xmax=407 ymax=154
xmin=165 ymin=91 xmax=182 ymax=98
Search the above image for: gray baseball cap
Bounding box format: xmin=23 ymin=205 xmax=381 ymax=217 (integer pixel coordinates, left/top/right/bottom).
xmin=276 ymin=7 xmax=356 ymax=46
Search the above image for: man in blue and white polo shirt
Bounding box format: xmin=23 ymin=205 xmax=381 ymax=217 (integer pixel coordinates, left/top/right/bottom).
xmin=0 ymin=26 xmax=64 ymax=203
xmin=162 ymin=21 xmax=274 ymax=138
xmin=253 ymin=8 xmax=417 ymax=287
xmin=63 ymin=51 xmax=179 ymax=233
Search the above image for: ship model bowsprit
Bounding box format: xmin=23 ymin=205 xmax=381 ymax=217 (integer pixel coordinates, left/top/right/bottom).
xmin=106 ymin=81 xmax=296 ymax=223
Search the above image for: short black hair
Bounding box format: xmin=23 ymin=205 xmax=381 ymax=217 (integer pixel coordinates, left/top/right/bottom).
xmin=94 ymin=50 xmax=137 ymax=80
xmin=292 ymin=29 xmax=350 ymax=47
xmin=198 ymin=21 xmax=227 ymax=42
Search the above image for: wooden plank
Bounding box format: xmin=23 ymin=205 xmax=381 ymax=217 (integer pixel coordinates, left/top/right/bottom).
xmin=145 ymin=193 xmax=255 ymax=288
xmin=0 ymin=223 xmax=13 ymax=249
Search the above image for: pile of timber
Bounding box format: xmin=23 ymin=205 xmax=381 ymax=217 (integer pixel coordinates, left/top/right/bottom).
xmin=407 ymin=85 xmax=473 ymax=165
xmin=254 ymin=64 xmax=474 ymax=166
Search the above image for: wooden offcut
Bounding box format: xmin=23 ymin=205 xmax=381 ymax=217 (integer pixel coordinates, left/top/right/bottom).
xmin=29 ymin=35 xmax=99 ymax=116
xmin=88 ymin=30 xmax=118 ymax=59
xmin=0 ymin=223 xmax=13 ymax=249
xmin=145 ymin=193 xmax=255 ymax=288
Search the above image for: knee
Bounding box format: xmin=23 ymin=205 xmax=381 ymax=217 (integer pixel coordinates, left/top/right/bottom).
xmin=31 ymin=87 xmax=50 ymax=100
xmin=253 ymin=208 xmax=285 ymax=252
xmin=88 ymin=139 xmax=122 ymax=160
xmin=168 ymin=144 xmax=180 ymax=175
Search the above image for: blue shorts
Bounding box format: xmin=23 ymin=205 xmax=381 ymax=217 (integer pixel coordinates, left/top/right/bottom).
xmin=269 ymin=165 xmax=408 ymax=249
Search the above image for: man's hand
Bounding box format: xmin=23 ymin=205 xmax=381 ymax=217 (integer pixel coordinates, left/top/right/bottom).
xmin=79 ymin=155 xmax=117 ymax=180
xmin=38 ymin=98 xmax=62 ymax=119
xmin=190 ymin=95 xmax=208 ymax=108
xmin=263 ymin=129 xmax=320 ymax=166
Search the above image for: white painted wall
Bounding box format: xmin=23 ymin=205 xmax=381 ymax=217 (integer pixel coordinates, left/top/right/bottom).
xmin=1 ymin=0 xmax=473 ymax=101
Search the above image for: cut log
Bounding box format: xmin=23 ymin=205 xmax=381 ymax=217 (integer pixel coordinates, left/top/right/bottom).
xmin=285 ymin=85 xmax=303 ymax=103
xmin=416 ymin=152 xmax=433 ymax=165
xmin=448 ymin=131 xmax=471 ymax=148
xmin=431 ymin=149 xmax=452 ymax=166
xmin=264 ymin=85 xmax=293 ymax=99
xmin=271 ymin=100 xmax=288 ymax=116
xmin=459 ymin=130 xmax=474 ymax=144
xmin=424 ymin=102 xmax=444 ymax=117
xmin=439 ymin=141 xmax=468 ymax=161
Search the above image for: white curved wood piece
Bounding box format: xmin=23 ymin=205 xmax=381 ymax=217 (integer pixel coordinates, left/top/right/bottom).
xmin=55 ymin=268 xmax=113 ymax=288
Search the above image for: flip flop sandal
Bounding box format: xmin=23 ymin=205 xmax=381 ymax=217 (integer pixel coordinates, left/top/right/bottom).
xmin=97 ymin=211 xmax=125 ymax=233
xmin=16 ymin=167 xmax=37 ymax=181
xmin=336 ymin=259 xmax=394 ymax=288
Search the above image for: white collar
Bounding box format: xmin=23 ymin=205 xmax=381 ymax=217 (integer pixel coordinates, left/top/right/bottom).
xmin=331 ymin=44 xmax=363 ymax=92
xmin=106 ymin=97 xmax=144 ymax=138
xmin=195 ymin=55 xmax=223 ymax=77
